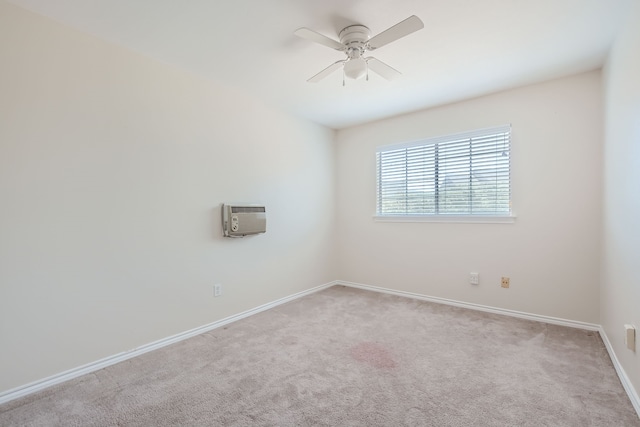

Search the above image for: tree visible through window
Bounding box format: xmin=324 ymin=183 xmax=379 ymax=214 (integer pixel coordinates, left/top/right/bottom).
xmin=376 ymin=125 xmax=511 ymax=216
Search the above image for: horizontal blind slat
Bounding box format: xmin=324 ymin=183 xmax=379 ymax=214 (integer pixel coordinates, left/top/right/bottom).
xmin=377 ymin=126 xmax=511 ymax=215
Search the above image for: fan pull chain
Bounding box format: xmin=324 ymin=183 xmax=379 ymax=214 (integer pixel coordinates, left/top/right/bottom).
xmin=342 ymin=69 xmax=345 ymax=87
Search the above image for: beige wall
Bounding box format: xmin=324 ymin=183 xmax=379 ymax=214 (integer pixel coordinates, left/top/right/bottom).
xmin=0 ymin=2 xmax=336 ymax=393
xmin=602 ymin=0 xmax=640 ymax=403
xmin=335 ymin=71 xmax=603 ymax=323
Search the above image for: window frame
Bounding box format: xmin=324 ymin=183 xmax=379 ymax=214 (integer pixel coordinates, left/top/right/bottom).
xmin=374 ymin=125 xmax=515 ymax=223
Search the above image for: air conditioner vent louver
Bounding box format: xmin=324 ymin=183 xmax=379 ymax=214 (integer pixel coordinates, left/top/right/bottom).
xmin=231 ymin=206 xmax=266 ymax=214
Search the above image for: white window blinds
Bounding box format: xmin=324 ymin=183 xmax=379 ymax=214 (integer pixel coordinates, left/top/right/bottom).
xmin=376 ymin=125 xmax=511 ymax=216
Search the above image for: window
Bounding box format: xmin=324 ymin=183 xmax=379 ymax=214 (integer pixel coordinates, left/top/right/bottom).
xmin=376 ymin=125 xmax=512 ymax=221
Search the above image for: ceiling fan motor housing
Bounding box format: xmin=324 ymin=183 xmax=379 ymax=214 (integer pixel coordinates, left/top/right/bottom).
xmin=339 ymin=25 xmax=371 ymax=50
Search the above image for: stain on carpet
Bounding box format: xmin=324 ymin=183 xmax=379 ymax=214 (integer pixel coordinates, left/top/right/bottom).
xmin=350 ymin=342 xmax=397 ymax=369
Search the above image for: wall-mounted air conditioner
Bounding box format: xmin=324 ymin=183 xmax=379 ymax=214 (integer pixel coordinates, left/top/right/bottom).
xmin=222 ymin=204 xmax=266 ymax=237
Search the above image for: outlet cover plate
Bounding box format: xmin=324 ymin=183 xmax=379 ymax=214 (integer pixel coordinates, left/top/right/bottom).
xmin=501 ymin=277 xmax=510 ymax=288
xmin=625 ymin=324 xmax=636 ymax=351
xmin=470 ymin=272 xmax=479 ymax=285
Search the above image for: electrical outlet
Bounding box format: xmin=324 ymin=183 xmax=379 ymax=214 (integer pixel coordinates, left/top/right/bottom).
xmin=470 ymin=272 xmax=479 ymax=285
xmin=501 ymin=277 xmax=510 ymax=288
xmin=214 ymin=284 xmax=222 ymax=297
xmin=625 ymin=324 xmax=636 ymax=351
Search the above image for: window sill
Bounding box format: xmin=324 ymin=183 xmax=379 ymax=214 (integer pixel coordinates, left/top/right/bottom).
xmin=373 ymin=214 xmax=517 ymax=224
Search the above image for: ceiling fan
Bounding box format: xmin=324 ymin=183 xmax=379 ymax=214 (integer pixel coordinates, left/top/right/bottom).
xmin=294 ymin=15 xmax=424 ymax=84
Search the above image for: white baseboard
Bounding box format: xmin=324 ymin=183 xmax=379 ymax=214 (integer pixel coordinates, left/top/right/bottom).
xmin=336 ymin=280 xmax=600 ymax=330
xmin=599 ymin=327 xmax=640 ymax=416
xmin=0 ymin=281 xmax=335 ymax=405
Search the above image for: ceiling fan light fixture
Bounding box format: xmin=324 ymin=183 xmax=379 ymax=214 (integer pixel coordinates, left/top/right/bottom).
xmin=344 ymin=57 xmax=367 ymax=80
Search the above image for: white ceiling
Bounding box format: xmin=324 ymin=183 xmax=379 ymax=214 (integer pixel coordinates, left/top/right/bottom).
xmin=7 ymin=0 xmax=632 ymax=129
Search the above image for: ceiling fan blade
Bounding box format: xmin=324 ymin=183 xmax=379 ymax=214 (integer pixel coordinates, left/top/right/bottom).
xmin=308 ymin=60 xmax=345 ymax=83
xmin=367 ymin=15 xmax=424 ymax=50
xmin=294 ymin=27 xmax=346 ymax=51
xmin=366 ymin=58 xmax=401 ymax=80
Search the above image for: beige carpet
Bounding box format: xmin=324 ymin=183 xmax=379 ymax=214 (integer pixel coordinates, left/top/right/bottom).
xmin=1 ymin=285 xmax=638 ymax=426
